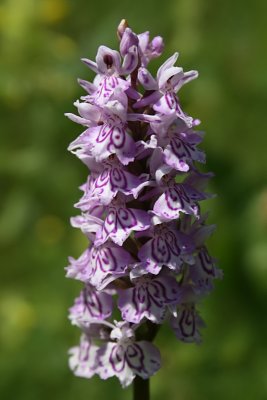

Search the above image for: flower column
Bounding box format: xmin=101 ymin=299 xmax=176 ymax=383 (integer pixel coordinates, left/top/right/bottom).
xmin=65 ymin=20 xmax=221 ymax=400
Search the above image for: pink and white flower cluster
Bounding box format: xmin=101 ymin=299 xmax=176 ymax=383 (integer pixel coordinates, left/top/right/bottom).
xmin=65 ymin=21 xmax=222 ymax=388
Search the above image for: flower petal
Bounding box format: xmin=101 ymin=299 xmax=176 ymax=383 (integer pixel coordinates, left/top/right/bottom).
xmin=89 ymin=243 xmax=134 ymax=289
xmin=69 ymin=284 xmax=113 ymax=327
xmin=97 ymin=343 xmax=135 ymax=387
xmin=170 ymin=305 xmax=205 ymax=343
xmin=128 ymin=341 xmax=161 ymax=379
xmin=69 ymin=334 xmax=99 ymax=378
xmin=121 ymin=45 xmax=139 ymax=74
xmin=138 ymin=67 xmax=158 ymax=90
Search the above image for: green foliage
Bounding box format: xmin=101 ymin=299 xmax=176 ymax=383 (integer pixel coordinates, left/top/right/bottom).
xmin=1 ymin=0 xmax=267 ymax=398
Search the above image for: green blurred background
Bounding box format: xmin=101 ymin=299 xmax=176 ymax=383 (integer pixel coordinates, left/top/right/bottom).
xmin=1 ymin=0 xmax=267 ymax=399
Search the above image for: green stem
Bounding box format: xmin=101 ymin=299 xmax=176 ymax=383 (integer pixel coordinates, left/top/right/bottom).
xmin=133 ymin=376 xmax=150 ymax=400
xmin=132 ymin=322 xmax=160 ymax=400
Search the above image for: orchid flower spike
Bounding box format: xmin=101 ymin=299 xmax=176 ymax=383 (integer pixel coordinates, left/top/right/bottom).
xmin=65 ymin=19 xmax=221 ymax=397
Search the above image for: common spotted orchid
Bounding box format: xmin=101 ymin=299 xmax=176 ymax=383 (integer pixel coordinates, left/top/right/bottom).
xmin=65 ymin=19 xmax=221 ymax=399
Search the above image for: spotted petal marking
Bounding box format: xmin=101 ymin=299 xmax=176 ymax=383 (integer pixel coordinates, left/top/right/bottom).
xmin=95 ymin=205 xmax=151 ymax=246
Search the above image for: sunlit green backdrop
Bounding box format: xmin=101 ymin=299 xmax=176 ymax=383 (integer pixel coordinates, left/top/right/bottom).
xmin=1 ymin=0 xmax=267 ymax=399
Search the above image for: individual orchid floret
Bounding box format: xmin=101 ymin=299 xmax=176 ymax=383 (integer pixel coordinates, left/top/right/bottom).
xmin=135 ymin=53 xmax=198 ymax=127
xmin=120 ymin=27 xmax=139 ymax=56
xmin=66 ymin=241 xmax=134 ymax=289
xmin=117 ymin=269 xmax=181 ymax=324
xmin=153 ymin=179 xmax=206 ymax=222
xmin=81 ymin=45 xmax=138 ymax=105
xmin=68 ymin=93 xmax=136 ymax=165
xmin=97 ymin=321 xmax=161 ymax=387
xmin=163 ymin=129 xmax=205 ymax=172
xmin=67 ymin=90 xmax=159 ymax=166
xmin=137 ymin=222 xmax=193 ymax=274
xmin=138 ymin=31 xmax=164 ymax=67
xmin=170 ymin=304 xmax=206 ymax=344
xmin=75 ymin=156 xmax=151 ymax=207
xmin=88 ymin=242 xmax=134 ymax=289
xmin=185 ymin=247 xmax=223 ymax=294
xmin=149 ymin=118 xmax=206 ymax=173
xmin=95 ymin=198 xmax=151 ymax=246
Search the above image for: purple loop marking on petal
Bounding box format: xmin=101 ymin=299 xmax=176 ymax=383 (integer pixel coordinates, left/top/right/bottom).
xmin=165 ymin=230 xmax=181 ymax=256
xmin=151 ymin=236 xmax=171 ymax=264
xmin=110 ymin=168 xmax=127 ymax=190
xmin=126 ymin=344 xmax=146 ymax=372
xmin=179 ymin=308 xmax=196 ymax=338
xmin=94 ymin=168 xmax=109 ymax=188
xmin=109 ymin=127 xmax=126 ymax=150
xmin=91 ymin=246 xmax=117 ymax=272
xmin=198 ymin=247 xmax=215 ymax=275
xmin=110 ymin=344 xmax=126 ymax=373
xmin=97 ymin=124 xmax=113 ymax=143
xmin=165 ymin=92 xmax=177 ymax=110
xmin=118 ymin=207 xmax=137 ymax=226
xmin=82 ymin=287 xmax=103 ymax=318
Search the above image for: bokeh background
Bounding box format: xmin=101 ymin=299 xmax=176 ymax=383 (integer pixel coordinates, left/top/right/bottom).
xmin=1 ymin=0 xmax=267 ymax=399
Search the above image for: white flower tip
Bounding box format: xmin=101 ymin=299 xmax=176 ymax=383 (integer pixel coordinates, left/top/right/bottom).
xmin=64 ymin=113 xmax=73 ymax=119
xmin=173 ymin=51 xmax=179 ymax=61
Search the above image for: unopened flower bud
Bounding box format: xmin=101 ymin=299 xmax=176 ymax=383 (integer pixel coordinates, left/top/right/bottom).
xmin=120 ymin=27 xmax=139 ymax=56
xmin=117 ymin=18 xmax=128 ymax=40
